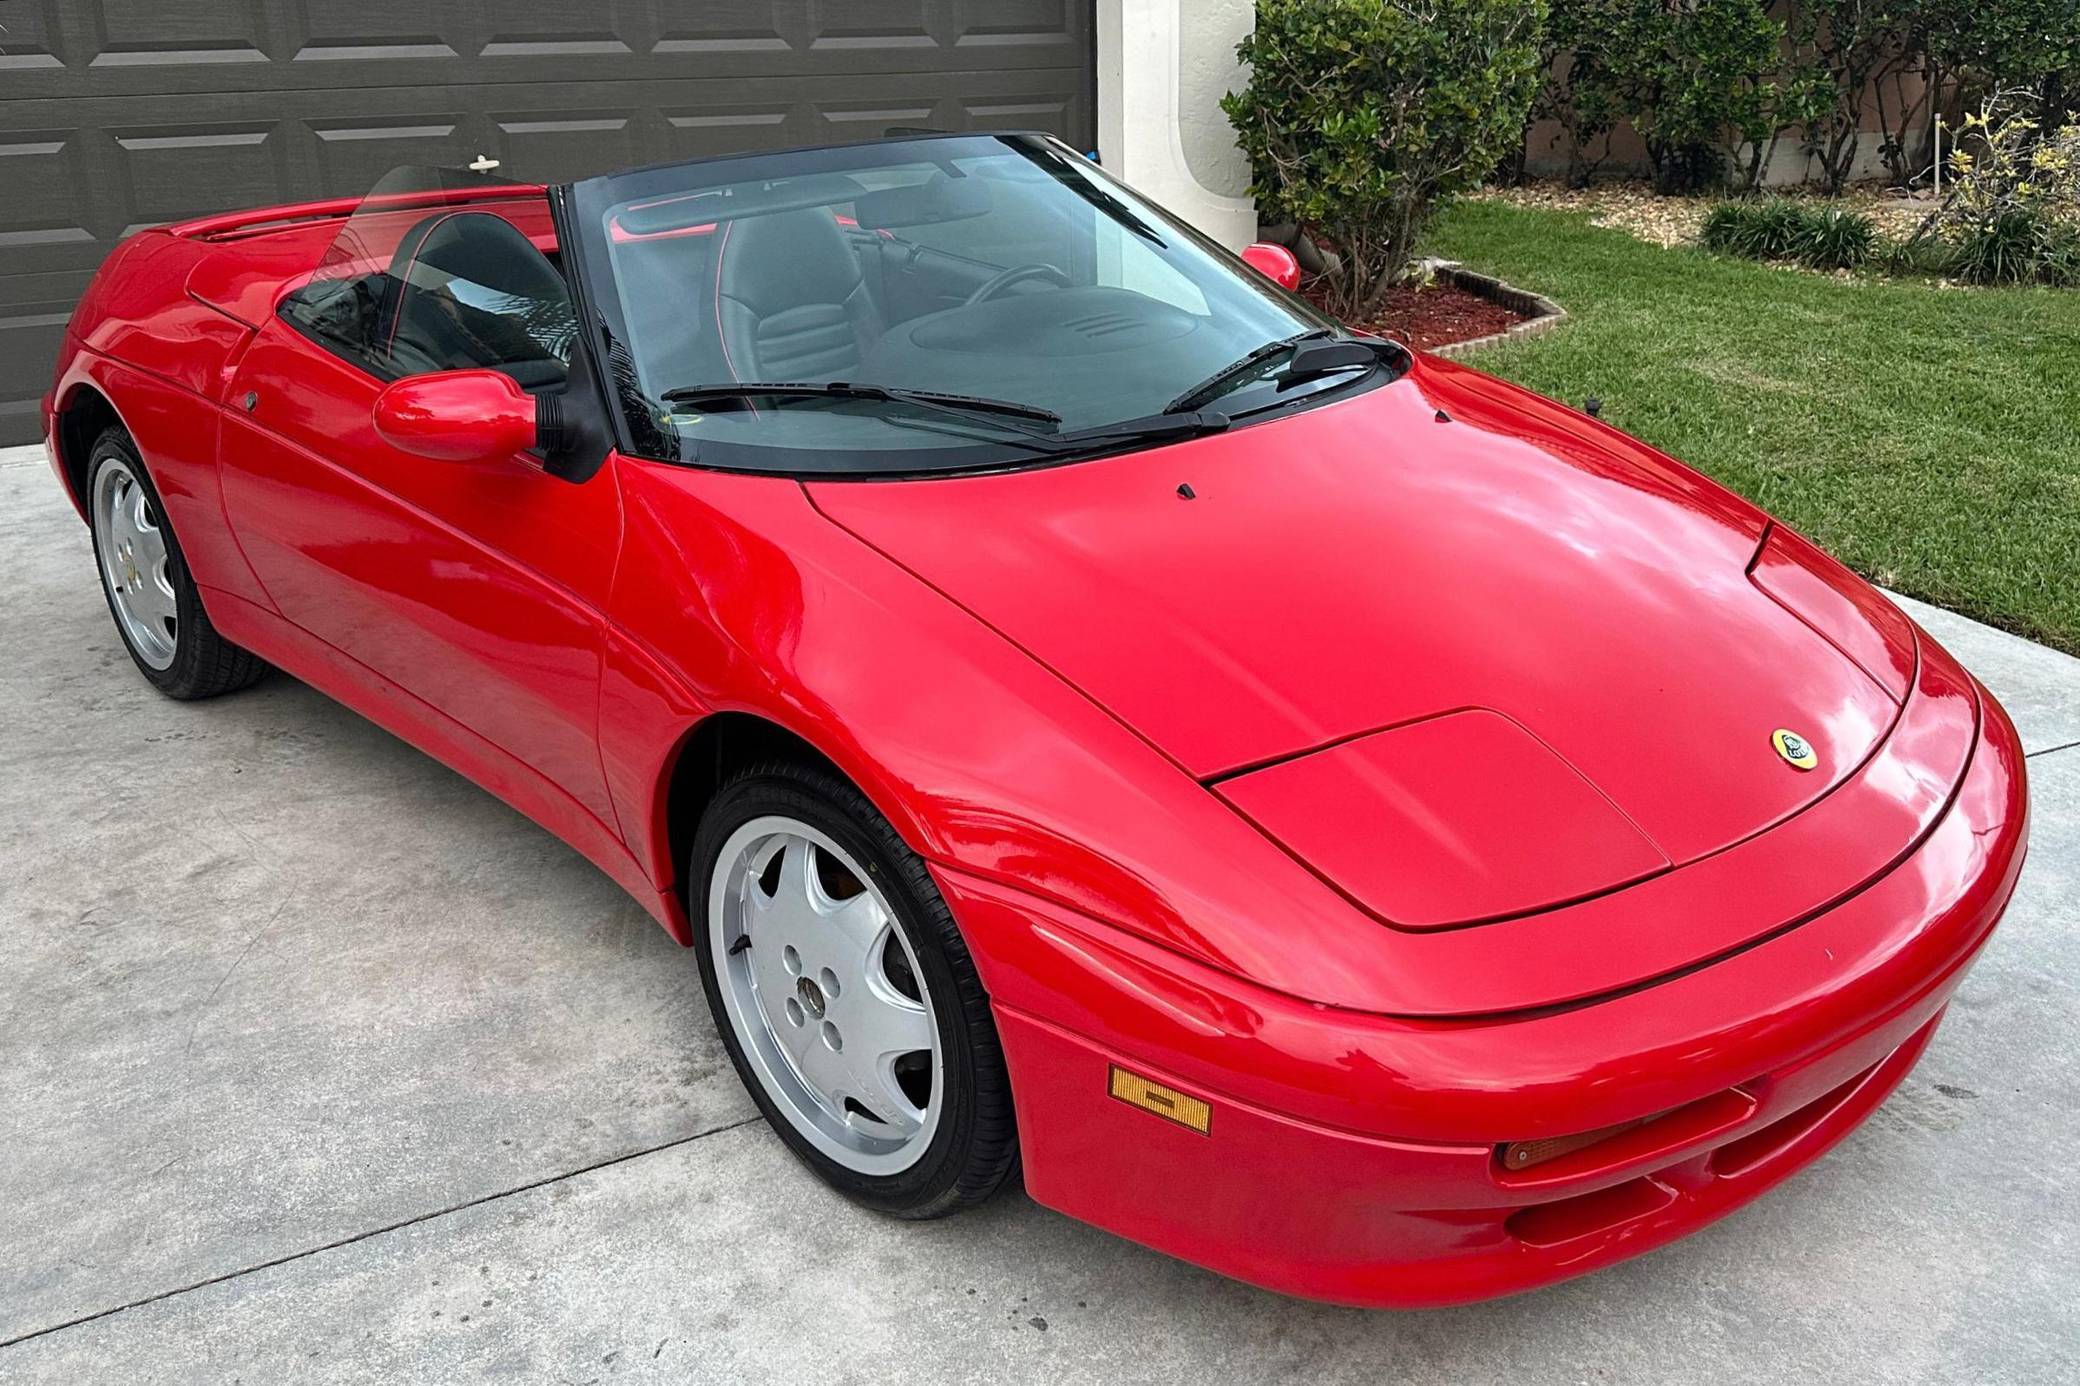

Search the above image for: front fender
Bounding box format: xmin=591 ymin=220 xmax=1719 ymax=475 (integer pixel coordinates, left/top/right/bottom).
xmin=598 ymin=453 xmax=1371 ymax=988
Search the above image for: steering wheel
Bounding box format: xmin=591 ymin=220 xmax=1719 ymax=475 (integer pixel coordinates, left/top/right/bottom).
xmin=964 ymin=262 xmax=1071 ymax=307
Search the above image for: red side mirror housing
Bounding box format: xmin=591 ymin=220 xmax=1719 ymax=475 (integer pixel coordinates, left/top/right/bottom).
xmin=372 ymin=369 xmax=537 ymax=463
xmin=1240 ymin=241 xmax=1302 ymax=291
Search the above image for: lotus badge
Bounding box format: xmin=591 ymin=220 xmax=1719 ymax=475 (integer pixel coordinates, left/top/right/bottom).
xmin=1772 ymin=728 xmax=1818 ymax=771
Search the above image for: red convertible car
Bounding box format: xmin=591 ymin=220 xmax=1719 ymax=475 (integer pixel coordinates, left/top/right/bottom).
xmin=42 ymin=133 xmax=2026 ymax=1307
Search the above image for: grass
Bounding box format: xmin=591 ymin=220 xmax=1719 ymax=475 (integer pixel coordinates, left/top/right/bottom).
xmin=1420 ymin=200 xmax=2080 ymax=653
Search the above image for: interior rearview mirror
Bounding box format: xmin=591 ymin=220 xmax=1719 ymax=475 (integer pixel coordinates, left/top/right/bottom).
xmin=852 ymin=172 xmax=992 ymax=230
xmin=372 ymin=369 xmax=537 ymax=463
xmin=1240 ymin=241 xmax=1303 ymax=291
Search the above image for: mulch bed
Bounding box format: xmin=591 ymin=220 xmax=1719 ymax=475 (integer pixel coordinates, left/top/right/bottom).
xmin=1302 ymin=278 xmax=1529 ymax=351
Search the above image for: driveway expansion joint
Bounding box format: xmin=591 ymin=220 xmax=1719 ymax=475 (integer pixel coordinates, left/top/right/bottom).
xmin=0 ymin=1115 xmax=763 ymax=1352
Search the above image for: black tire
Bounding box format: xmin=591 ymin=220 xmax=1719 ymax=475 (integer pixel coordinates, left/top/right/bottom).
xmin=690 ymin=760 xmax=1019 ymax=1218
xmin=86 ymin=427 xmax=268 ymax=700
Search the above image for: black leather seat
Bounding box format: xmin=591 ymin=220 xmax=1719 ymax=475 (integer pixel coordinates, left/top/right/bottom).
xmin=380 ymin=211 xmax=573 ymax=385
xmin=714 ymin=208 xmax=884 ymax=381
xmin=614 ymin=231 xmax=729 ymax=389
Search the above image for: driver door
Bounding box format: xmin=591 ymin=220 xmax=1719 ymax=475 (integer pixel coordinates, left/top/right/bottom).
xmin=216 ymin=198 xmax=623 ymax=828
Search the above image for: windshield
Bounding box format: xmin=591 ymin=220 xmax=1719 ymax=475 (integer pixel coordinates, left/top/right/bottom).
xmin=560 ymin=134 xmax=1365 ymax=475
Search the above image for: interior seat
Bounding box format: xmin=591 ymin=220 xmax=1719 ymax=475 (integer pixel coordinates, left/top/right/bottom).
xmin=380 ymin=210 xmax=573 ymax=386
xmin=714 ymin=207 xmax=885 ymax=381
xmin=613 ymin=231 xmax=729 ymax=390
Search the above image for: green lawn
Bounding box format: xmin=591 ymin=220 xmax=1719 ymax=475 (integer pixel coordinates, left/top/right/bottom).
xmin=1420 ymin=200 xmax=2080 ymax=653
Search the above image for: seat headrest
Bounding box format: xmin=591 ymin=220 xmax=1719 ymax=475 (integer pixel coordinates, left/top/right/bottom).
xmin=716 ymin=207 xmax=861 ymax=316
xmin=380 ymin=211 xmax=570 ymax=375
xmin=387 ymin=210 xmax=563 ymax=299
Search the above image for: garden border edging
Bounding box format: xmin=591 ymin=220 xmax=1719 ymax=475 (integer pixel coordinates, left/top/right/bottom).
xmin=1414 ymin=259 xmax=1566 ymax=356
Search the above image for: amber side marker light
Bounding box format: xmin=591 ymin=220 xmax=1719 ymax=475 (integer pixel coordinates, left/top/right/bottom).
xmin=1500 ymin=1116 xmax=1654 ymax=1172
xmin=1108 ymin=1065 xmax=1213 ymax=1135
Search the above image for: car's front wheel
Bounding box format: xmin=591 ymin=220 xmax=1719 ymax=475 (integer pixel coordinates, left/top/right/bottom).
xmin=690 ymin=761 xmax=1019 ymax=1218
xmin=86 ymin=427 xmax=267 ymax=699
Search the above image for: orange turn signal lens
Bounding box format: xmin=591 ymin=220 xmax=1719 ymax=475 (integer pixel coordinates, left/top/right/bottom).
xmin=1108 ymin=1065 xmax=1213 ymax=1135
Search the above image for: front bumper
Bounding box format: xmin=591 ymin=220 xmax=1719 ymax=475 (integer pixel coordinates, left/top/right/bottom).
xmin=943 ymin=687 xmax=2028 ymax=1308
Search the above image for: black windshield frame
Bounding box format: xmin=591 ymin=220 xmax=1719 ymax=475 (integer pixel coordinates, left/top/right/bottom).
xmin=556 ymin=131 xmax=1393 ymax=479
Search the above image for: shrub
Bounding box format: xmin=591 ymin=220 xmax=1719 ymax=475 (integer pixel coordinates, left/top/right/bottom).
xmin=1701 ymin=199 xmax=1877 ymax=268
xmin=1783 ymin=2 xmax=1922 ymax=194
xmin=1941 ymin=211 xmax=2080 ymax=285
xmin=1556 ymin=0 xmax=1782 ymax=194
xmin=1521 ymin=2 xmax=2078 ymax=196
xmin=1225 ymin=0 xmax=1547 ymax=316
xmin=1801 ymin=206 xmax=1879 ymax=267
xmin=1913 ymin=91 xmax=2080 ymax=283
xmin=1532 ymin=0 xmax=1633 ymax=188
xmin=1702 ymin=199 xmax=1810 ymax=258
xmin=1920 ymin=5 xmax=2080 ymax=122
xmin=1876 ymin=233 xmax=1952 ymax=276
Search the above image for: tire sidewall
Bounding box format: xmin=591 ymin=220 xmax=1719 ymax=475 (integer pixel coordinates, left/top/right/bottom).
xmin=690 ymin=767 xmax=990 ymax=1215
xmin=86 ymin=432 xmax=201 ymax=693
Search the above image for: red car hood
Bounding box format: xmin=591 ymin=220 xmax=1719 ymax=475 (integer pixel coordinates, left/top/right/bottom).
xmin=812 ymin=359 xmax=1938 ymax=952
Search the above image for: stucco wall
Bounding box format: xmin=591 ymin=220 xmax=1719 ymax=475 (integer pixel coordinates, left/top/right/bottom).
xmin=1097 ymin=0 xmax=1257 ymax=247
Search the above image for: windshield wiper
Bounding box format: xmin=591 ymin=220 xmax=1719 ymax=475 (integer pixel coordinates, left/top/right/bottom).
xmin=1164 ymin=329 xmax=1400 ymax=414
xmin=871 ymin=405 xmax=1233 ymax=458
xmin=1164 ymin=329 xmax=1335 ymax=413
xmin=659 ymin=381 xmax=1062 ymax=427
xmin=663 ymin=378 xmax=1233 ymax=464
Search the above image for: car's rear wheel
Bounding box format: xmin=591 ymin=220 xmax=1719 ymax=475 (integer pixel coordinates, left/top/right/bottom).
xmin=691 ymin=761 xmax=1018 ymax=1217
xmin=86 ymin=427 xmax=267 ymax=699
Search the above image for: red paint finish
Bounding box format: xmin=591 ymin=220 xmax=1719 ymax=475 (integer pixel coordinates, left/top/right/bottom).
xmin=372 ymin=370 xmax=538 ymax=462
xmin=967 ymin=692 xmax=2022 ymax=1306
xmin=1239 ymin=241 xmax=1303 ymax=290
xmin=809 ymin=369 xmax=1898 ymax=866
xmin=1750 ymin=522 xmax=1918 ymax=701
xmin=1215 ymin=708 xmax=1670 ymax=928
xmin=42 ymin=176 xmax=2030 ymax=1308
xmin=218 ymin=321 xmax=623 ymax=827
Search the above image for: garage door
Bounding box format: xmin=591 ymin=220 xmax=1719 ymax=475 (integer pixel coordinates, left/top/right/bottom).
xmin=0 ymin=2 xmax=1096 ymax=445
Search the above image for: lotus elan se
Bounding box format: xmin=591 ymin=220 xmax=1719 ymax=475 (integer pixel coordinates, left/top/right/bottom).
xmin=42 ymin=133 xmax=2026 ymax=1307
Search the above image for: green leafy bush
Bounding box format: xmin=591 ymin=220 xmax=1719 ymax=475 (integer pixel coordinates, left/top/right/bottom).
xmin=1524 ymin=1 xmax=2079 ymax=197
xmin=1629 ymin=0 xmax=1784 ymax=193
xmin=1802 ymin=206 xmax=1879 ymax=267
xmin=1701 ymin=199 xmax=1877 ymax=268
xmin=1783 ymin=1 xmax=1921 ymax=194
xmin=1702 ymin=199 xmax=1808 ymax=258
xmin=1876 ymin=233 xmax=1953 ymax=276
xmin=1530 ymin=0 xmax=1631 ymax=187
xmin=1537 ymin=0 xmax=1782 ymax=194
xmin=1920 ymin=4 xmax=2079 ymax=122
xmin=1941 ymin=211 xmax=2080 ymax=285
xmin=1225 ymin=0 xmax=1546 ymax=316
xmin=1915 ymin=92 xmax=2080 ymax=283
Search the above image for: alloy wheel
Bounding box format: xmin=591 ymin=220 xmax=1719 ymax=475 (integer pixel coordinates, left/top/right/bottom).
xmin=708 ymin=815 xmax=943 ymax=1176
xmin=92 ymin=456 xmax=178 ymax=670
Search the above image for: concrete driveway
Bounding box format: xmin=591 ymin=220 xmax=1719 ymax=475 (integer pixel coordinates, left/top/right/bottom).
xmin=2 ymin=441 xmax=2074 ymax=1383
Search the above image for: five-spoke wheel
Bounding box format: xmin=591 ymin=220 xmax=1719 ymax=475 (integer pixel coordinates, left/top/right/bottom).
xmin=692 ymin=762 xmax=1019 ymax=1217
xmin=92 ymin=453 xmax=178 ymax=671
xmin=85 ymin=426 xmax=268 ymax=699
xmin=711 ymin=818 xmax=942 ymax=1175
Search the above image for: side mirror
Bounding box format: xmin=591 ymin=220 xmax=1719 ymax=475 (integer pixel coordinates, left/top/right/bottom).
xmin=1240 ymin=241 xmax=1302 ymax=291
xmin=372 ymin=369 xmax=536 ymax=463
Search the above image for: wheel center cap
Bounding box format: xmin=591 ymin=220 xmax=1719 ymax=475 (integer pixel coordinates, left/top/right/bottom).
xmin=796 ymin=976 xmax=827 ymax=1020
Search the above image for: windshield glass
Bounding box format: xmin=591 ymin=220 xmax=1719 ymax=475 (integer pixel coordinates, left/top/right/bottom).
xmin=561 ymin=134 xmax=1360 ymax=475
